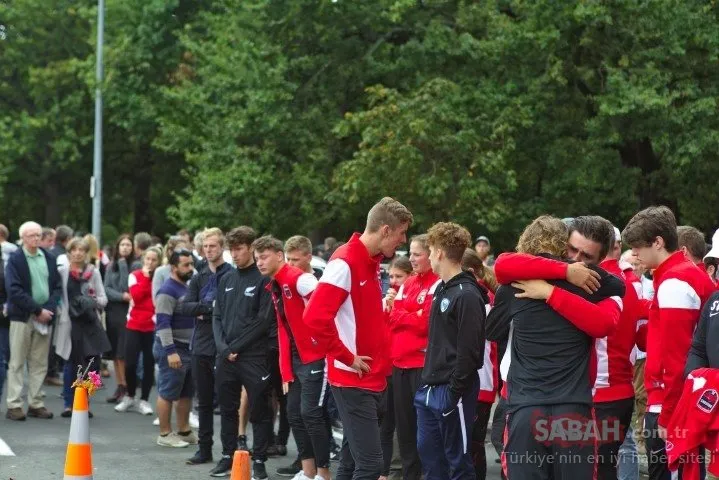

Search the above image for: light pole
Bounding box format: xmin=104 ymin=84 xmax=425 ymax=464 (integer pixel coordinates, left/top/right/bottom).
xmin=91 ymin=0 xmax=104 ymax=244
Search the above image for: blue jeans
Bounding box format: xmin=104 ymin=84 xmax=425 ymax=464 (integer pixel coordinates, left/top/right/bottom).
xmin=617 ymin=427 xmax=639 ymax=480
xmin=0 ymin=326 xmax=9 ymax=400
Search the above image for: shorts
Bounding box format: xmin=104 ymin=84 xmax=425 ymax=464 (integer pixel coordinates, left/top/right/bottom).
xmin=153 ymin=337 xmax=193 ymax=401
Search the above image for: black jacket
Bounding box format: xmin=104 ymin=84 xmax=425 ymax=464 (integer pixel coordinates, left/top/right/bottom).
xmin=421 ymin=271 xmax=489 ymax=401
xmin=177 ymin=261 xmax=232 ymax=356
xmin=5 ymin=247 xmax=61 ymax=322
xmin=486 ymin=256 xmax=625 ymax=411
xmin=685 ymin=291 xmax=719 ymax=375
xmin=213 ymin=263 xmax=273 ymax=360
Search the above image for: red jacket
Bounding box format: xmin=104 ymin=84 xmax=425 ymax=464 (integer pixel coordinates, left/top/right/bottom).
xmin=646 ymin=251 xmax=716 ymax=427
xmin=127 ymin=270 xmax=155 ymax=332
xmin=269 ymin=263 xmax=324 ymax=383
xmin=303 ymin=233 xmax=389 ymax=392
xmin=388 ymin=271 xmax=441 ymax=369
xmin=593 ymin=259 xmax=641 ymax=402
xmin=479 ymin=339 xmax=499 ymax=403
xmin=666 ymin=368 xmax=719 ymax=478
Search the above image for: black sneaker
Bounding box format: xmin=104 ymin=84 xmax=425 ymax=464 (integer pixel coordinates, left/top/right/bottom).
xmin=276 ymin=458 xmax=301 ymax=477
xmin=209 ymin=456 xmax=232 ymax=477
xmin=267 ymin=444 xmax=287 ymax=457
xmin=252 ymin=461 xmax=268 ymax=480
xmin=237 ymin=435 xmax=249 ymax=452
xmin=186 ymin=449 xmax=213 ymax=465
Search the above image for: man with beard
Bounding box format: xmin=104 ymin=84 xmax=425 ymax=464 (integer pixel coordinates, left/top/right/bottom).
xmin=153 ymin=248 xmax=199 ymax=448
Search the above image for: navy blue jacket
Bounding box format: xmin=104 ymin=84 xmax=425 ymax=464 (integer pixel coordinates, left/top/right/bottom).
xmin=5 ymin=247 xmax=61 ymax=322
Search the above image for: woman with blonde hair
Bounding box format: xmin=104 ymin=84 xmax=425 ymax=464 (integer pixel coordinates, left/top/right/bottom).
xmin=55 ymin=237 xmax=110 ymax=417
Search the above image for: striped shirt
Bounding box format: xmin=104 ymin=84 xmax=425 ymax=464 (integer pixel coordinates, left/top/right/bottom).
xmin=155 ymin=277 xmax=194 ymax=354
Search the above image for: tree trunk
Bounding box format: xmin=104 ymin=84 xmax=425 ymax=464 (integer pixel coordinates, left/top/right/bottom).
xmin=133 ymin=148 xmax=154 ymax=233
xmin=44 ymin=178 xmax=61 ymax=227
xmin=618 ymin=138 xmax=678 ymax=214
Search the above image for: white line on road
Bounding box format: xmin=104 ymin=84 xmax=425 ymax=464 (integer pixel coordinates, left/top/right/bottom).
xmin=0 ymin=437 xmax=15 ymax=456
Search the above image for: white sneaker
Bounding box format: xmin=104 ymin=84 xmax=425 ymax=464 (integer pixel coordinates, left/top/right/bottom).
xmin=152 ymin=417 xmax=160 ymax=426
xmin=114 ymin=396 xmax=136 ymax=413
xmin=156 ymin=432 xmax=190 ymax=448
xmin=135 ymin=399 xmax=154 ymax=416
xmin=189 ymin=411 xmax=199 ymax=429
xmin=291 ymin=472 xmax=313 ymax=480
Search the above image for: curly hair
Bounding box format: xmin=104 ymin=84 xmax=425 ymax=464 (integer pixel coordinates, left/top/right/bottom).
xmin=516 ymin=215 xmax=568 ymax=257
xmin=426 ymin=222 xmax=472 ymax=263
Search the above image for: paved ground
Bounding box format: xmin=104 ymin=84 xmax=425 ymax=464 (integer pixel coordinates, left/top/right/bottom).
xmin=0 ymin=373 xmax=504 ymax=479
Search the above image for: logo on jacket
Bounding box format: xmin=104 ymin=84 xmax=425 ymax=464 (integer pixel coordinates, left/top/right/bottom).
xmin=244 ymin=286 xmax=256 ymax=297
xmin=440 ymin=298 xmax=450 ymax=313
xmin=665 ymin=441 xmax=674 ymax=452
xmin=698 ymin=389 xmax=718 ymax=413
xmin=417 ymin=289 xmax=428 ymax=305
xmin=283 ymin=285 xmax=292 ymax=299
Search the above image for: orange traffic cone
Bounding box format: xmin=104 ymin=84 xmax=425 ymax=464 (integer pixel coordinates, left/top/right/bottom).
xmin=230 ymin=450 xmax=251 ymax=480
xmin=63 ymin=387 xmax=93 ymax=479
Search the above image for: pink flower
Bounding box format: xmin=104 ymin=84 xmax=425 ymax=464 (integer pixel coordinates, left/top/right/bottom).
xmin=88 ymin=371 xmax=102 ymax=388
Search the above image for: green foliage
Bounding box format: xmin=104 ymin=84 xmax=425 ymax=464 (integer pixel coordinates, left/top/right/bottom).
xmin=2 ymin=0 xmax=719 ymax=250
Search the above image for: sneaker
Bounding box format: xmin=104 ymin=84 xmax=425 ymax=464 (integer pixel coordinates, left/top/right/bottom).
xmin=157 ymin=432 xmax=190 ymax=448
xmin=5 ymin=408 xmax=26 ymax=421
xmin=186 ymin=449 xmax=213 ymax=465
xmin=178 ymin=430 xmax=199 ymax=445
xmin=114 ymin=396 xmax=135 ymax=413
xmin=189 ymin=411 xmax=199 ymax=429
xmin=153 ymin=417 xmax=160 ymax=426
xmin=252 ymin=461 xmax=268 ymax=480
xmin=27 ymin=407 xmax=53 ymax=419
xmin=135 ymin=399 xmax=154 ymax=416
xmin=237 ymin=434 xmax=249 ymax=451
xmin=329 ymin=442 xmax=341 ymax=461
xmin=276 ymin=458 xmax=302 ymax=477
xmin=210 ymin=455 xmax=233 ymax=477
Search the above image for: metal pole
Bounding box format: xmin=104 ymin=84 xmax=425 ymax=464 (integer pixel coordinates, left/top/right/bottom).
xmin=91 ymin=0 xmax=104 ymax=244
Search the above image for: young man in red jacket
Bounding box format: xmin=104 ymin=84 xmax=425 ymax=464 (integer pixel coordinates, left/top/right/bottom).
xmin=623 ymin=206 xmax=716 ymax=480
xmin=304 ymin=197 xmax=413 ymax=480
xmin=389 ymin=233 xmax=440 ymax=480
xmin=254 ymin=236 xmax=329 ymax=480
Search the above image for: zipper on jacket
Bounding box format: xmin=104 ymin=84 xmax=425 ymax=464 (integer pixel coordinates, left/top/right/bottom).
xmin=425 ymin=386 xmax=432 ymax=406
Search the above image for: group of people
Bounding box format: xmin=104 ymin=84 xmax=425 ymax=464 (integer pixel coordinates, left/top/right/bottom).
xmin=2 ymin=198 xmax=719 ymax=480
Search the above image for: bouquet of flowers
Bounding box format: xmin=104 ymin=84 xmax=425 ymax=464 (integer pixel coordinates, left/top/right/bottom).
xmin=71 ymin=358 xmax=103 ymax=397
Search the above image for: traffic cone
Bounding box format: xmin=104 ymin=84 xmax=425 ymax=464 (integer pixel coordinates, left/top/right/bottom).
xmin=230 ymin=450 xmax=250 ymax=480
xmin=63 ymin=387 xmax=93 ymax=480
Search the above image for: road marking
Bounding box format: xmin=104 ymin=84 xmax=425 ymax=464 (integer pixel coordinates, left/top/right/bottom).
xmin=0 ymin=437 xmax=15 ymax=456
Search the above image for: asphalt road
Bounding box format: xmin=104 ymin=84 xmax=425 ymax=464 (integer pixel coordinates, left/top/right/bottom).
xmin=0 ymin=373 xmax=504 ymax=480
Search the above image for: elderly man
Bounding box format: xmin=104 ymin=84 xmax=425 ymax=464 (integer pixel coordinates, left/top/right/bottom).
xmin=5 ymin=221 xmax=61 ymax=421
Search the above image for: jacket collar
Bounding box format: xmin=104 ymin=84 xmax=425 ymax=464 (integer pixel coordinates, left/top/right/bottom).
xmin=347 ymin=233 xmax=383 ymax=266
xmin=653 ymin=251 xmax=688 ymax=288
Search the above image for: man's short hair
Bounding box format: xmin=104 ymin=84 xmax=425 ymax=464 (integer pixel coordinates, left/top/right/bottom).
xmin=19 ymin=221 xmax=41 ymax=238
xmin=516 ymin=215 xmax=568 ymax=257
xmin=0 ymin=224 xmax=8 ymax=240
xmin=134 ymin=232 xmax=153 ymax=251
xmin=54 ymin=225 xmax=74 ymax=244
xmin=285 ymin=235 xmax=312 ymax=255
xmin=226 ymin=226 xmax=257 ymax=248
xmin=41 ymin=227 xmax=55 ymax=241
xmin=366 ymin=197 xmax=413 ymax=233
xmin=169 ymin=248 xmax=192 ymax=266
xmin=677 ymin=226 xmax=707 ymax=260
xmin=622 ymin=206 xmax=678 ymax=251
xmin=426 ymin=222 xmax=472 ymax=263
xmin=569 ymin=215 xmax=615 ymax=260
xmin=202 ymin=227 xmax=225 ymax=248
xmin=252 ymin=236 xmax=284 ymax=254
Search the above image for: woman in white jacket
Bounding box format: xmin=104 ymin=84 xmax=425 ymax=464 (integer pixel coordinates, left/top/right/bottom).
xmin=54 ymin=238 xmax=110 ymax=417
